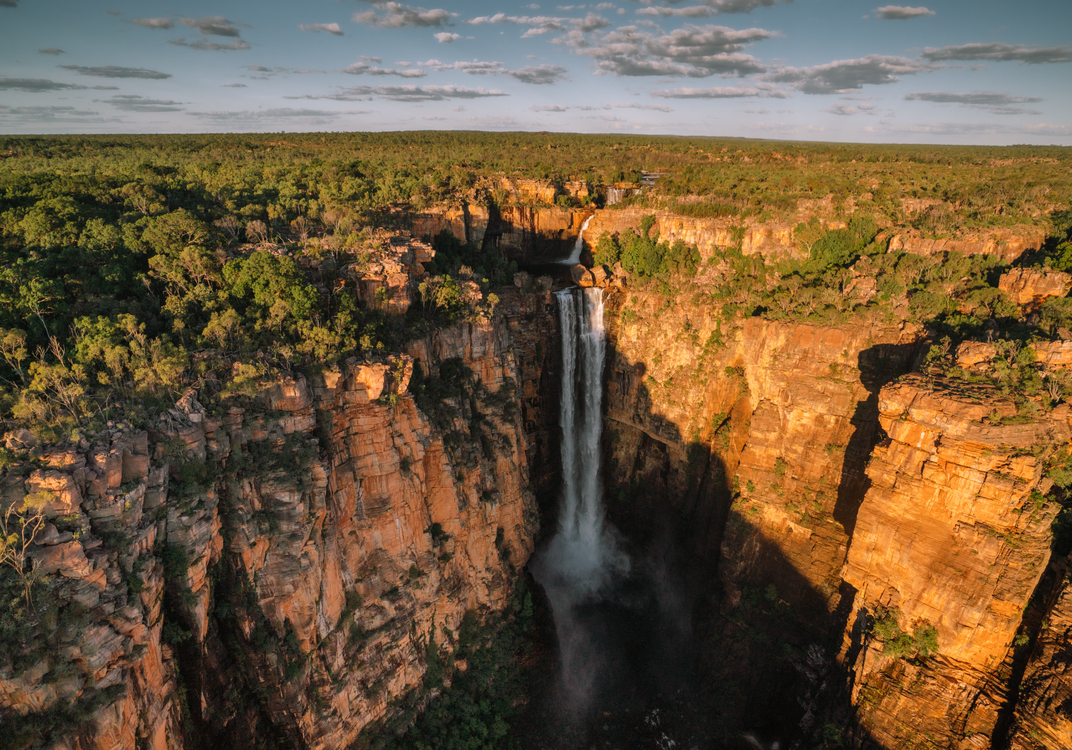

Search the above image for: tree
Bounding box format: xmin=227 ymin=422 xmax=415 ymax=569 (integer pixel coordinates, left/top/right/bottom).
xmin=1 ymin=492 xmax=48 ymax=608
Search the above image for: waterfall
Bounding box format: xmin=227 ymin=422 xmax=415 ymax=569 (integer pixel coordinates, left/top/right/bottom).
xmin=563 ymin=214 xmax=593 ymax=265
xmin=532 ymin=287 xmax=629 ymax=708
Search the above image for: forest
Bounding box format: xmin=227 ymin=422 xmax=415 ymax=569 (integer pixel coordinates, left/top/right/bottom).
xmin=2 ymin=131 xmax=1072 ymax=750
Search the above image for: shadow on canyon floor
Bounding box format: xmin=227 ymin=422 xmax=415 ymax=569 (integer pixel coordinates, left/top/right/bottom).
xmin=514 ymin=332 xmax=921 ymax=750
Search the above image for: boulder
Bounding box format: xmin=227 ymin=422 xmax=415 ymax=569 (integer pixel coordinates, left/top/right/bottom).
xmin=570 ymin=264 xmax=595 ymax=287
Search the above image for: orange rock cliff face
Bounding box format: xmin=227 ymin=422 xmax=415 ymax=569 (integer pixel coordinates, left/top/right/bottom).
xmin=6 ymin=203 xmax=1072 ymax=750
xmin=0 ymin=278 xmax=557 ymax=748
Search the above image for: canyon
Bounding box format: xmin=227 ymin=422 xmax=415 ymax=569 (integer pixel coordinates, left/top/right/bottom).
xmin=3 ymin=184 xmax=1072 ymax=750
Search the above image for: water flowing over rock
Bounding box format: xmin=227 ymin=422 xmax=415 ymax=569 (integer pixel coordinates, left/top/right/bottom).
xmin=532 ymin=288 xmax=628 ymax=707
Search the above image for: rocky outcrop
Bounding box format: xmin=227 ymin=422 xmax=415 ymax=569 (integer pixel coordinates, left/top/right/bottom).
xmin=841 ymin=374 xmax=1069 ymax=748
xmin=585 ymin=208 xmax=805 ymax=263
xmin=889 ymin=226 xmax=1045 ymax=263
xmin=1000 ymin=267 xmax=1072 ymax=311
xmin=0 ymin=288 xmax=556 ymax=749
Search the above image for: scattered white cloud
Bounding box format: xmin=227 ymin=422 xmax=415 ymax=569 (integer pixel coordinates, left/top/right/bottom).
xmin=59 ymin=65 xmax=171 ymax=79
xmin=508 ymin=64 xmax=569 ymax=84
xmin=353 ymin=2 xmax=453 ymax=28
xmin=435 ymin=32 xmax=461 ymax=42
xmin=651 ymin=83 xmax=788 ymax=97
xmin=417 ymin=60 xmax=570 ymax=83
xmin=531 ymin=102 xmax=672 ymax=111
xmin=636 ymin=0 xmax=793 ymax=20
xmin=342 ymin=62 xmax=427 ymax=77
xmin=299 ymin=23 xmax=344 ymax=36
xmin=103 ymin=95 xmax=185 ymax=112
xmin=921 ymin=43 xmax=1072 ymax=64
xmin=38 ymin=48 xmax=64 ymax=55
xmin=290 ymin=84 xmax=508 ymax=102
xmin=0 ymin=77 xmax=88 ymax=92
xmin=904 ymin=90 xmax=1044 ymax=115
xmin=568 ymin=23 xmax=775 ymax=78
xmin=825 ymin=103 xmax=877 ymax=115
xmin=189 ymin=108 xmax=373 ymax=126
xmin=131 ymin=18 xmax=174 ymax=29
xmin=179 ymin=17 xmax=242 ymax=37
xmin=873 ymin=6 xmax=934 ymax=20
xmin=0 ymin=105 xmax=115 ymax=126
xmin=467 ymin=12 xmax=610 ymax=36
xmin=879 ymin=121 xmax=1072 ymax=137
xmin=170 ymin=38 xmax=251 ymax=51
xmin=763 ymin=54 xmax=928 ymax=93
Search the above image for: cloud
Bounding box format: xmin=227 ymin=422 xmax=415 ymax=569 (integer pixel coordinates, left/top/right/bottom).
xmin=636 ymin=0 xmax=792 ymax=19
xmin=103 ymin=95 xmax=184 ymax=112
xmin=221 ymin=83 xmax=247 ymax=88
xmin=569 ymin=23 xmax=775 ymax=78
xmin=132 ymin=17 xmax=174 ymax=29
xmin=417 ymin=59 xmax=569 ymax=83
xmin=763 ymin=54 xmax=928 ymax=93
xmin=0 ymin=0 xmax=17 ymax=7
xmin=59 ymin=65 xmax=171 ymax=79
xmin=300 ymin=23 xmax=344 ymax=36
xmin=179 ymin=16 xmax=241 ymax=37
xmin=873 ymin=5 xmax=934 ymax=20
xmin=342 ymin=62 xmax=427 ymax=77
xmin=189 ymin=108 xmax=373 ymax=126
xmin=170 ymin=38 xmax=251 ymax=51
xmin=921 ymin=43 xmax=1072 ymax=65
xmin=291 ymin=84 xmax=508 ymax=102
xmin=651 ymin=83 xmax=788 ymax=97
xmin=352 ymin=2 xmax=452 ymax=28
xmin=90 ymin=86 xmax=120 ymax=90
xmin=825 ymin=103 xmax=877 ymax=115
xmin=506 ymin=64 xmax=570 ymax=84
xmin=904 ymin=90 xmax=1044 ymax=114
xmin=879 ymin=121 xmax=1072 ymax=138
xmin=435 ymin=32 xmax=461 ymax=42
xmin=0 ymin=105 xmax=115 ymax=126
xmin=467 ymin=12 xmax=609 ymax=36
xmin=0 ymin=77 xmax=88 ymax=92
xmin=38 ymin=48 xmax=64 ymax=55
xmin=531 ymin=102 xmax=672 ymax=111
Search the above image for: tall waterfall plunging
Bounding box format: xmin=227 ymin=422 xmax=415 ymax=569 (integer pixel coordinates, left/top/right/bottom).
xmin=531 ymin=286 xmax=629 ymax=708
xmin=562 ymin=215 xmax=594 ymax=265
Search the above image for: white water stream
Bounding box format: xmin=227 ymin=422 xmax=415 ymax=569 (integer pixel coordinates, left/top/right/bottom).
xmin=562 ymin=215 xmax=594 ymax=265
xmin=532 ymin=287 xmax=629 ymax=706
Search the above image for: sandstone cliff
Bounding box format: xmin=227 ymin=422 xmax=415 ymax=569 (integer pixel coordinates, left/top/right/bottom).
xmin=0 ymin=288 xmax=554 ymax=750
xmin=841 ymin=374 xmax=1068 ymax=748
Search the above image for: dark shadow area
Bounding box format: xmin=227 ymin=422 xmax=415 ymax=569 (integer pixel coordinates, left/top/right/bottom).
xmin=833 ymin=341 xmax=921 ymax=535
xmin=516 ymin=310 xmax=892 ymax=750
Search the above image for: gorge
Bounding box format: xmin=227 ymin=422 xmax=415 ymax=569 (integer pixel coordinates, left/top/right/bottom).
xmin=2 ymin=133 xmax=1072 ymax=750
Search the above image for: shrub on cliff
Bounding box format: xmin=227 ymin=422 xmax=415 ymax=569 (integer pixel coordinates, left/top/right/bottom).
xmin=871 ymin=606 xmax=938 ymax=660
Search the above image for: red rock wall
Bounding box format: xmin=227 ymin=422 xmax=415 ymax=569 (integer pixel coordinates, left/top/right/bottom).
xmin=0 ymin=291 xmax=555 ymax=750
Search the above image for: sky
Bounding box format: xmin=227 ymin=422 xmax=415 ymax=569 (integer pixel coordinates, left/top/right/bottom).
xmin=0 ymin=0 xmax=1070 ymax=144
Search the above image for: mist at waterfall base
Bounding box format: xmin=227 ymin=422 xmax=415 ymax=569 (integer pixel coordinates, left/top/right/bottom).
xmin=526 ymin=288 xmax=702 ymax=747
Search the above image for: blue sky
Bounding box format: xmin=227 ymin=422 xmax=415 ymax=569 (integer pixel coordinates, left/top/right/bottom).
xmin=1 ymin=0 xmax=1069 ymax=144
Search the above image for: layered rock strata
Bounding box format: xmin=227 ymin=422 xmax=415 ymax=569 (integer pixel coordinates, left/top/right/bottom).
xmin=0 ymin=292 xmax=553 ymax=749
xmin=841 ymin=375 xmax=1068 ymax=748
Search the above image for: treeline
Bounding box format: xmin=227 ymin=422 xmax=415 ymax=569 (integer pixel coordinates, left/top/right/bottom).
xmin=1 ymin=132 xmax=1070 ymax=442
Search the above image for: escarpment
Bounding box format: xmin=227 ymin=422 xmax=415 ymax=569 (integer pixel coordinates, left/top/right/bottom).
xmin=3 ymin=141 xmax=1072 ymax=750
xmin=0 ymin=281 xmax=557 ymax=749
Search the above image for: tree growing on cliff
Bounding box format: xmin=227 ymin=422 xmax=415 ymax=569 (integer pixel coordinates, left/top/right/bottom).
xmin=0 ymin=491 xmax=48 ymax=609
